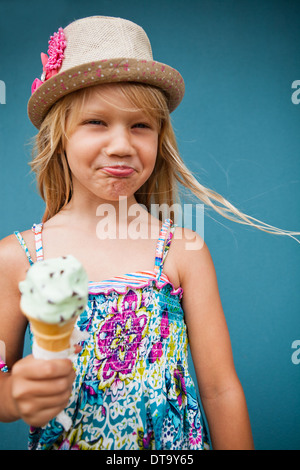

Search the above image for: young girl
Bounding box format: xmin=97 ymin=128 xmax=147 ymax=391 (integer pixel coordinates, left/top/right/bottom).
xmin=0 ymin=15 xmax=297 ymax=451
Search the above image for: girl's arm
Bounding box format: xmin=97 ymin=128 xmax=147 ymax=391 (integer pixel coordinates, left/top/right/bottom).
xmin=0 ymin=235 xmax=75 ymax=427
xmin=175 ymin=229 xmax=254 ymax=450
xmin=0 ymin=235 xmax=28 ymax=421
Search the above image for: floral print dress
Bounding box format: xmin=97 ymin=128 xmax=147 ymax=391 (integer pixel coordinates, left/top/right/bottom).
xmin=10 ymin=219 xmax=210 ymax=450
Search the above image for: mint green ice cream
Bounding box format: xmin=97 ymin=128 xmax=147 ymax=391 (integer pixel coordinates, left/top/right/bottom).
xmin=19 ymin=255 xmax=89 ymax=324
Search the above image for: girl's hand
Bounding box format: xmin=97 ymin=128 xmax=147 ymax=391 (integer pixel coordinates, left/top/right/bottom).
xmin=10 ymin=354 xmax=75 ymax=427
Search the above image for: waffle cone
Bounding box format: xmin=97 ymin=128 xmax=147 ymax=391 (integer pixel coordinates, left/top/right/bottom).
xmin=25 ymin=314 xmax=77 ymax=352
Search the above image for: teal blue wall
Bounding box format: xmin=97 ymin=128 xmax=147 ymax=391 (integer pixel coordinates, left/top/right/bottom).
xmin=0 ymin=0 xmax=299 ymax=450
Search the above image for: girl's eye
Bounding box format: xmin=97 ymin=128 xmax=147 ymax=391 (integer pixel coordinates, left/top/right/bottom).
xmin=86 ymin=120 xmax=105 ymax=126
xmin=133 ymin=123 xmax=150 ymax=129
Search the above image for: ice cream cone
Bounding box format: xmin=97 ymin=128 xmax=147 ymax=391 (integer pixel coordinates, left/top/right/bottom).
xmin=19 ymin=255 xmax=89 ymax=354
xmin=26 ymin=315 xmax=77 ymax=352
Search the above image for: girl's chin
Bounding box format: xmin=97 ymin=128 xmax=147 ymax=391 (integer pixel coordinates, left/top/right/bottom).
xmin=96 ymin=186 xmax=141 ymax=202
xmin=91 ymin=192 xmax=137 ymax=204
xmin=73 ymin=178 xmax=144 ymax=203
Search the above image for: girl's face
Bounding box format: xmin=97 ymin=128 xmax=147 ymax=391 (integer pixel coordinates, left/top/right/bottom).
xmin=64 ymin=84 xmax=159 ymax=204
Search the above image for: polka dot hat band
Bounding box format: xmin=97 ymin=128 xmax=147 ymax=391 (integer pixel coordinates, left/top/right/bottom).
xmin=28 ymin=16 xmax=185 ymax=129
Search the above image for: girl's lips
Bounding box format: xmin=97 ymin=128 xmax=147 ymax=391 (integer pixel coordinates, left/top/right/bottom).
xmin=101 ymin=166 xmax=135 ymax=177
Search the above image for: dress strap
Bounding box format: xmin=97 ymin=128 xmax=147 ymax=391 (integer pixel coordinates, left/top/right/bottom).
xmin=32 ymin=223 xmax=44 ymax=262
xmin=154 ymin=218 xmax=176 ymax=280
xmin=14 ymin=231 xmax=34 ymax=266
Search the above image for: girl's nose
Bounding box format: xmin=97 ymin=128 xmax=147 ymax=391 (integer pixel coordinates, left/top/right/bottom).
xmin=105 ymin=126 xmax=134 ymax=158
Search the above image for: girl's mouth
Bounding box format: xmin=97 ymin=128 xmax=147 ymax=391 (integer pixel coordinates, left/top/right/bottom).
xmin=101 ymin=166 xmax=135 ymax=177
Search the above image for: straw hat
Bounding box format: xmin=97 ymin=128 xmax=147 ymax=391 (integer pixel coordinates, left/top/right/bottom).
xmin=28 ymin=16 xmax=185 ymax=129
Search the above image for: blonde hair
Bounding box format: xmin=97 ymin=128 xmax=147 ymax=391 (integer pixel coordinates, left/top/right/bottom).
xmin=30 ymin=82 xmax=299 ymax=241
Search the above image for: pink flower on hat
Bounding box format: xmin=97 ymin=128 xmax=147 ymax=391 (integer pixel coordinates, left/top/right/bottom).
xmin=31 ymin=78 xmax=43 ymax=95
xmin=31 ymin=27 xmax=66 ymax=95
xmin=44 ymin=27 xmax=66 ymax=77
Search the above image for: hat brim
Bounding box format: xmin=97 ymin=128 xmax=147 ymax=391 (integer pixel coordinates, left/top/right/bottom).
xmin=28 ymin=58 xmax=185 ymax=129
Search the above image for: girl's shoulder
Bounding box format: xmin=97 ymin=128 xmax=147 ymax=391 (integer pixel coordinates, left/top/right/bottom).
xmin=173 ymin=226 xmax=205 ymax=252
xmin=171 ymin=226 xmax=215 ymax=288
xmin=0 ymin=229 xmax=35 ymax=280
xmin=172 ymin=226 xmax=205 ymax=258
